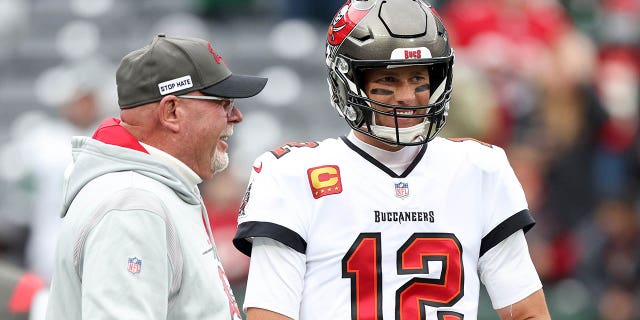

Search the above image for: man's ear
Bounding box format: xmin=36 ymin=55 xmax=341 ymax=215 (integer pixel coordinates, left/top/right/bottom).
xmin=157 ymin=95 xmax=180 ymax=133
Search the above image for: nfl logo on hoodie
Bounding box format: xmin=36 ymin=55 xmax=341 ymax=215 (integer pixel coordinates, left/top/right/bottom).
xmin=128 ymin=257 xmax=142 ymax=274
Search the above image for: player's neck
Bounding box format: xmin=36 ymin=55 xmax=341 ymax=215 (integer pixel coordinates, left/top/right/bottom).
xmin=348 ymin=131 xmax=422 ymax=175
xmin=352 ymin=130 xmax=404 ymax=152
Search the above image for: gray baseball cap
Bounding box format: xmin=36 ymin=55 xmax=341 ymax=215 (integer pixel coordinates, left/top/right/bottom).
xmin=116 ymin=34 xmax=268 ymax=109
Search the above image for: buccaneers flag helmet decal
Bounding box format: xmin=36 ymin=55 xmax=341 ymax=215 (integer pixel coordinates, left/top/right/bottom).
xmin=327 ymin=0 xmax=372 ymax=46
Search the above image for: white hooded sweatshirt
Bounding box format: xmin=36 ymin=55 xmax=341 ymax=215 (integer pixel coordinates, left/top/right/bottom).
xmin=46 ymin=118 xmax=241 ymax=320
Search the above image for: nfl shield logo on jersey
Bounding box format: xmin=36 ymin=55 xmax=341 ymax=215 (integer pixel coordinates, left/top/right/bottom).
xmin=395 ymin=182 xmax=409 ymax=198
xmin=127 ymin=257 xmax=142 ymax=274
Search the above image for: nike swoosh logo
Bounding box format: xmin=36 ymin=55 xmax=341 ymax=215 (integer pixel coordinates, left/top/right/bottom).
xmin=252 ymin=162 xmax=263 ymax=173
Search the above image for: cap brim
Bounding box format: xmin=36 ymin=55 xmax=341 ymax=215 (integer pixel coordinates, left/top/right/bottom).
xmin=201 ymin=74 xmax=268 ymax=98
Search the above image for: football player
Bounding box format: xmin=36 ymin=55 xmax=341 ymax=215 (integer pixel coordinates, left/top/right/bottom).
xmin=233 ymin=0 xmax=551 ymax=319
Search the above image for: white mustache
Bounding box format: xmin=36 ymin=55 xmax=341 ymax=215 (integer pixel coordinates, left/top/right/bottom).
xmin=222 ymin=126 xmax=234 ymax=138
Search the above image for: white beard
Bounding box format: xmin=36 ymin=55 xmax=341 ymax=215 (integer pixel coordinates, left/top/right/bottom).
xmin=211 ymin=150 xmax=229 ymax=175
xmin=212 ymin=127 xmax=233 ymax=174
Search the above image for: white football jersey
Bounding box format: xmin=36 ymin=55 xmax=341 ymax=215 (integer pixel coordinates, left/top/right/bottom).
xmin=234 ymin=136 xmax=536 ymax=320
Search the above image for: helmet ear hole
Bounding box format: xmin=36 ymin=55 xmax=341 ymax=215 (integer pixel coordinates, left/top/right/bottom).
xmin=346 ymin=102 xmax=368 ymax=128
xmin=329 ymin=69 xmax=365 ymax=128
xmin=327 ymin=72 xmax=341 ymax=108
xmin=345 ymin=106 xmax=358 ymax=121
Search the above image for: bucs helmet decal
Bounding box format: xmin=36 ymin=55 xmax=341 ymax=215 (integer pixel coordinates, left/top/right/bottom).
xmin=327 ymin=0 xmax=374 ymax=46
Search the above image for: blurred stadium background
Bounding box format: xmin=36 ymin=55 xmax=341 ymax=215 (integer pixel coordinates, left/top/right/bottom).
xmin=0 ymin=0 xmax=638 ymax=319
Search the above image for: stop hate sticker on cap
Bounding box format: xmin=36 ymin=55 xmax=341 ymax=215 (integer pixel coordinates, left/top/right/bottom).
xmin=158 ymin=75 xmax=194 ymax=95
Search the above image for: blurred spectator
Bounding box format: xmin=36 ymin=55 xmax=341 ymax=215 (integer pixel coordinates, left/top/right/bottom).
xmin=0 ymin=260 xmax=45 ymax=320
xmin=441 ymin=0 xmax=573 ymax=147
xmin=441 ymin=60 xmax=501 ymax=142
xmin=531 ymin=29 xmax=605 ymax=235
xmin=584 ymin=200 xmax=640 ymax=291
xmin=593 ymin=47 xmax=639 ymax=199
xmin=18 ymin=88 xmax=102 ymax=283
xmin=597 ymin=285 xmax=638 ymax=320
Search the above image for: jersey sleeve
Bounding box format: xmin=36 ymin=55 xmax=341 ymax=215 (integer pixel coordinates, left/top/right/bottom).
xmin=479 ymin=230 xmax=542 ymax=309
xmin=243 ymin=237 xmax=306 ymax=318
xmin=234 ymin=154 xmax=310 ymax=256
xmin=479 ymin=147 xmax=535 ymax=257
xmin=81 ymin=209 xmax=169 ymax=319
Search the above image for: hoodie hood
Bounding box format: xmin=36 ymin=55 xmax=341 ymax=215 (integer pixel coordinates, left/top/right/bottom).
xmin=60 ymin=118 xmax=200 ymax=217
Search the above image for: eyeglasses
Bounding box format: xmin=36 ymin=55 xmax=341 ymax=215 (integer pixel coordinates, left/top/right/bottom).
xmin=177 ymin=95 xmax=235 ymax=116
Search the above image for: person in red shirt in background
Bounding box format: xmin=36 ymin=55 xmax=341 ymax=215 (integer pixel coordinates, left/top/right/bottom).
xmin=0 ymin=261 xmax=45 ymax=320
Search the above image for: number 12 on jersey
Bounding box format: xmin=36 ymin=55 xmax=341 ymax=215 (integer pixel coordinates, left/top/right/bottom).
xmin=342 ymin=233 xmax=464 ymax=320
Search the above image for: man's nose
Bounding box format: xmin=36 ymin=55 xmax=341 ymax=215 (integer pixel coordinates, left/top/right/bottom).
xmin=394 ymin=84 xmax=417 ymax=105
xmin=228 ymin=104 xmax=243 ymax=123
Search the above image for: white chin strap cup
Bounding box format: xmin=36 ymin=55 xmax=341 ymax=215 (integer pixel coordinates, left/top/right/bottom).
xmin=371 ymin=122 xmax=427 ymax=144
